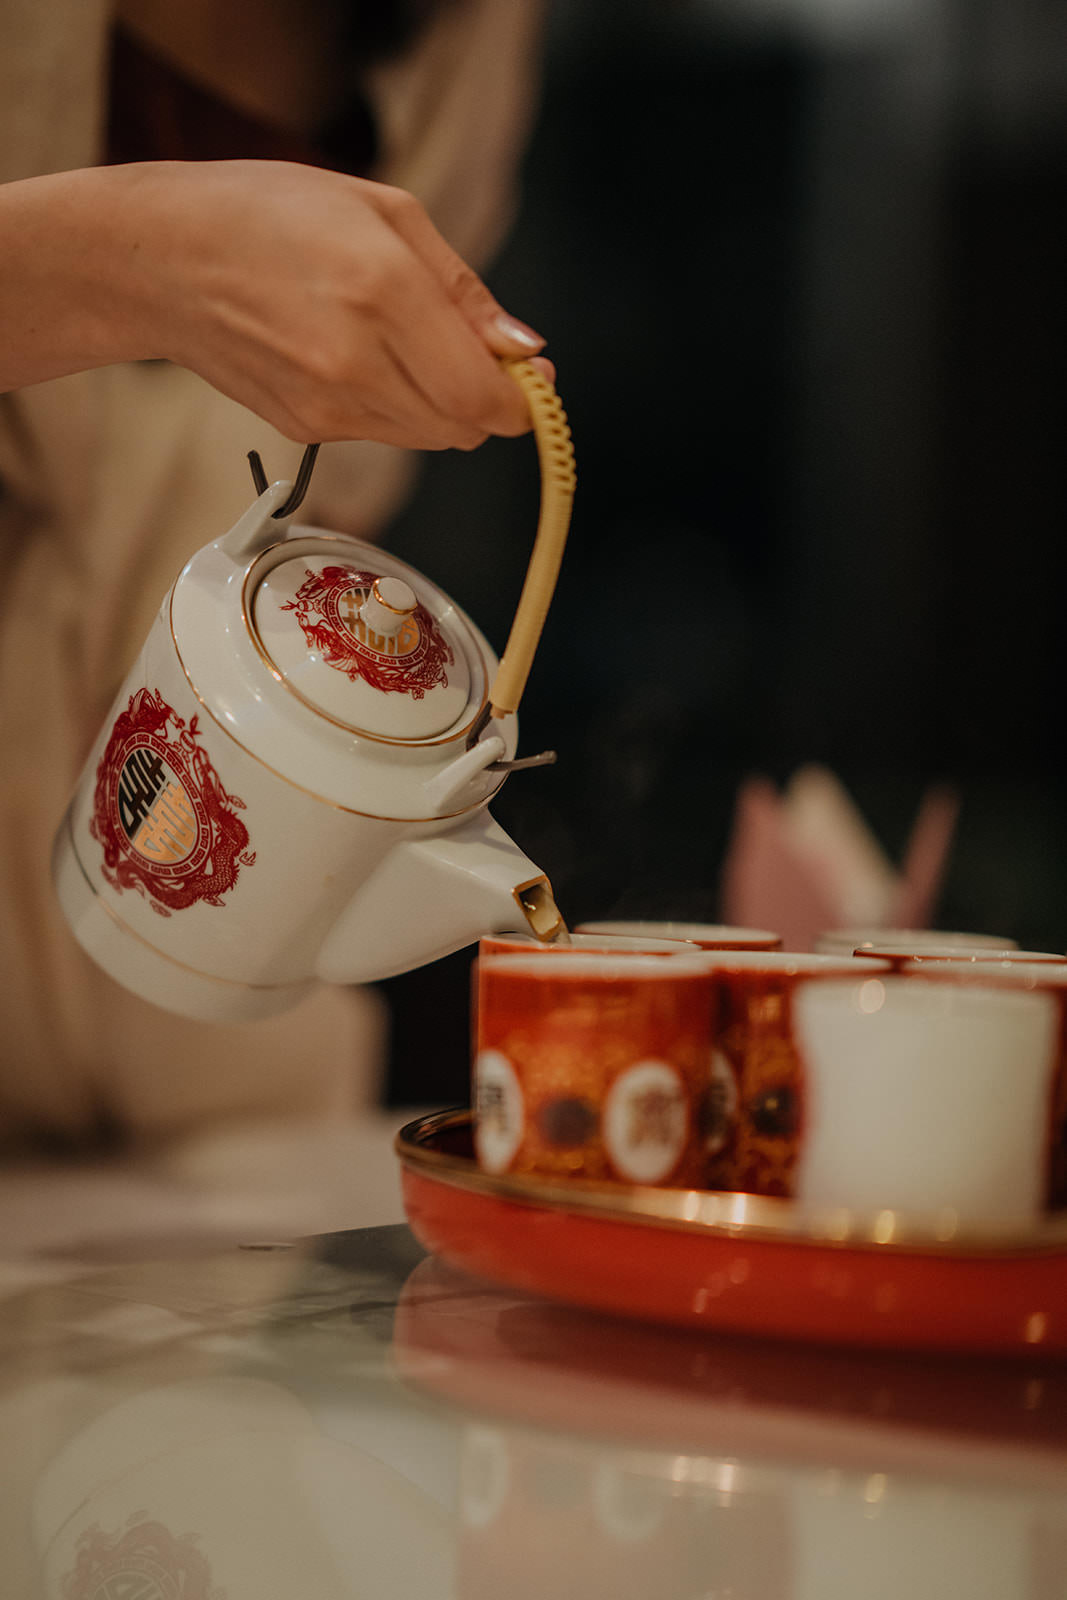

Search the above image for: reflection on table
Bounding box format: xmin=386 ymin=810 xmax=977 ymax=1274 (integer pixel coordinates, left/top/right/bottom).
xmin=1 ymin=1225 xmax=1064 ymax=1599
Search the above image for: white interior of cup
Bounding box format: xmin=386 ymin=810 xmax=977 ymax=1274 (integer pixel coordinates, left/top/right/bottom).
xmin=477 ymin=951 xmax=714 ymax=980
xmin=693 ymin=951 xmax=890 ymax=974
xmin=480 ymin=931 xmax=691 ymax=955
xmin=792 ymin=976 xmax=1058 ymax=1223
xmin=575 ymin=920 xmax=781 ymax=947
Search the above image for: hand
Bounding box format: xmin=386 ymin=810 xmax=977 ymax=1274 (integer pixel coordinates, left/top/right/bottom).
xmin=0 ymin=161 xmax=554 ymax=449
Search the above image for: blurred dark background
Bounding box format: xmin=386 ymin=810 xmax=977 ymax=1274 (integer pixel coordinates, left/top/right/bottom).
xmin=378 ymin=0 xmax=1067 ymax=1105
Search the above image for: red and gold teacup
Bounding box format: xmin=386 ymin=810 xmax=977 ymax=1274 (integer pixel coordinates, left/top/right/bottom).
xmin=471 ymin=935 xmax=695 ymax=1090
xmin=473 ymin=951 xmax=717 ymax=1186
xmin=699 ymin=952 xmax=890 ymax=1198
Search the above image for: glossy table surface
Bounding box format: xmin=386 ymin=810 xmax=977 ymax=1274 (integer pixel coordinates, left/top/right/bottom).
xmin=3 ymin=1215 xmax=1066 ymax=1600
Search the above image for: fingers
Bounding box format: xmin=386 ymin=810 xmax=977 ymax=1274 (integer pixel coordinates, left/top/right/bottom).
xmin=367 ymin=183 xmax=545 ymax=349
xmin=481 ymin=311 xmax=547 ymax=360
xmin=361 ymin=181 xmax=551 ymax=438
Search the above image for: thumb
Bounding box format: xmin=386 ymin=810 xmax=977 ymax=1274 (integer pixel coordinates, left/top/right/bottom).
xmin=446 ymin=273 xmax=553 ymax=377
xmin=480 ymin=306 xmax=548 ymax=360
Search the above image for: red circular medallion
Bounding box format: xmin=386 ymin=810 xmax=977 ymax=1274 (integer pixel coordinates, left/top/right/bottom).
xmin=281 ymin=564 xmax=454 ymax=698
xmin=90 ymin=688 xmax=255 ymax=916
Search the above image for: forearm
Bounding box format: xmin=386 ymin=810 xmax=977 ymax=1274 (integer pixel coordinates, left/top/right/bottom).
xmin=0 ymin=165 xmax=158 ymax=392
xmin=0 ymin=158 xmax=548 ymax=446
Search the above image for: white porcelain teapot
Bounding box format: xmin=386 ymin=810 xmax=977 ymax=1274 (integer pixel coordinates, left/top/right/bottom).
xmin=52 ymin=367 xmax=574 ymax=1022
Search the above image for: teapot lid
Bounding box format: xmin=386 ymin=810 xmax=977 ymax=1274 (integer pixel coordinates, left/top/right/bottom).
xmin=251 ymin=553 xmax=477 ymax=740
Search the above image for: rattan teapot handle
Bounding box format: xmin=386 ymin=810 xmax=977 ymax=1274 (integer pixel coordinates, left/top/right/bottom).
xmin=488 ymin=361 xmax=576 ymax=719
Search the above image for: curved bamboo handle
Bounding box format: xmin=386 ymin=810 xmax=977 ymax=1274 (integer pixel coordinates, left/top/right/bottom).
xmin=489 ymin=361 xmax=576 ymax=719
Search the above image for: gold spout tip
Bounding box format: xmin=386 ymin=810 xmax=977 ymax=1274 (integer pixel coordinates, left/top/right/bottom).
xmin=514 ymin=877 xmax=566 ymax=942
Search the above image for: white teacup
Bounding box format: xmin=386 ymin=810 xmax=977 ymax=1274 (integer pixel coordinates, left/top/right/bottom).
xmin=899 ymin=960 xmax=1067 ymax=1210
xmin=792 ymin=975 xmax=1059 ymax=1225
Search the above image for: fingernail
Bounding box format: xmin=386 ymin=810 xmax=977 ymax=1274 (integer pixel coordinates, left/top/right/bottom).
xmin=492 ymin=312 xmax=545 ymax=351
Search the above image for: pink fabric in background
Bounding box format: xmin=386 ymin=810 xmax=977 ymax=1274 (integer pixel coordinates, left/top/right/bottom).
xmin=720 ymin=768 xmax=960 ymax=952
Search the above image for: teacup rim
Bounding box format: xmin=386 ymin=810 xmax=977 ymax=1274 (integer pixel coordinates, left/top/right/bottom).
xmin=796 ymin=972 xmax=1059 ymax=1017
xmin=477 ymin=951 xmax=717 ymax=978
xmin=479 ymin=931 xmax=693 ymax=954
xmin=899 ymin=959 xmax=1067 ymax=988
xmin=817 ymin=927 xmax=1020 ymax=951
xmin=691 ymin=952 xmax=890 ymax=974
xmin=868 ymin=946 xmax=1066 ymax=963
xmin=575 ymin=919 xmax=782 ymax=947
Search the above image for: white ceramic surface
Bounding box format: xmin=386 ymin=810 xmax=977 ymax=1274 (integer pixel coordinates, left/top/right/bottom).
xmin=480 ymin=931 xmax=694 ymax=956
xmin=792 ymin=975 xmax=1059 ymax=1222
xmin=52 ymin=481 xmax=558 ymax=1020
xmin=900 ymin=960 xmax=1067 ymax=989
xmin=252 ymin=552 xmax=473 ymax=739
xmin=577 ymin=920 xmax=782 ymax=949
xmin=477 ymin=952 xmax=715 ymax=980
xmin=691 ymin=951 xmax=890 ymax=974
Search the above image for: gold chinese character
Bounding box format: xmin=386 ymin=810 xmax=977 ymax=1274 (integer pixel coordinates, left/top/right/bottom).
xmin=627 ymin=1087 xmax=682 ymax=1148
xmin=134 ymin=782 xmax=197 ymax=864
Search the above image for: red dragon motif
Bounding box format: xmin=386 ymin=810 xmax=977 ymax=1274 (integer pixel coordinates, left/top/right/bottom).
xmin=281 ymin=564 xmax=453 ymax=699
xmin=62 ymin=1515 xmax=223 ymax=1600
xmin=90 ymin=687 xmax=255 ymax=916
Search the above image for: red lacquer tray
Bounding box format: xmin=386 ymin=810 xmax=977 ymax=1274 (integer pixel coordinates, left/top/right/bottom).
xmin=396 ymin=1109 xmax=1067 ymax=1358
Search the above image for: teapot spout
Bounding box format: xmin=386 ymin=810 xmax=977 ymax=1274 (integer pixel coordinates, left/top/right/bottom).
xmin=315 ymin=812 xmax=563 ymax=986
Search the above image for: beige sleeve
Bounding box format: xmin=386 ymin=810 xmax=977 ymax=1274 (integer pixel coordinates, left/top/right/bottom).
xmin=0 ymin=0 xmax=108 ymax=184
xmin=0 ymin=0 xmax=548 ymax=540
xmin=313 ymin=0 xmax=550 ymax=532
xmin=367 ymin=0 xmax=548 ymax=270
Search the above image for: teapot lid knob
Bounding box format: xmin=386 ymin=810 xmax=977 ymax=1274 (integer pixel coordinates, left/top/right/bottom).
xmin=359 ymin=577 xmax=418 ymax=640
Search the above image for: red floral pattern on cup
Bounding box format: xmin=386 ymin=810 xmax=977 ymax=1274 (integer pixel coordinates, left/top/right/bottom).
xmin=701 ymin=957 xmax=890 ymax=1199
xmin=705 ymin=972 xmax=805 ymax=1198
xmin=474 ymin=956 xmax=717 ymax=1187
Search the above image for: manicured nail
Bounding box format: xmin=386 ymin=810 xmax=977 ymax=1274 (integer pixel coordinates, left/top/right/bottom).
xmin=493 ymin=312 xmax=545 ymax=351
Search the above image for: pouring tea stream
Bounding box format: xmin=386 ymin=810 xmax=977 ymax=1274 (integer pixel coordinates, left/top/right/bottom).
xmin=52 ymin=362 xmax=574 ymax=1021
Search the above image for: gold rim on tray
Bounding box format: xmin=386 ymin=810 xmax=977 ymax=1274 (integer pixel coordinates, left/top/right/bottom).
xmin=397 ymin=1108 xmax=1067 ymax=1257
